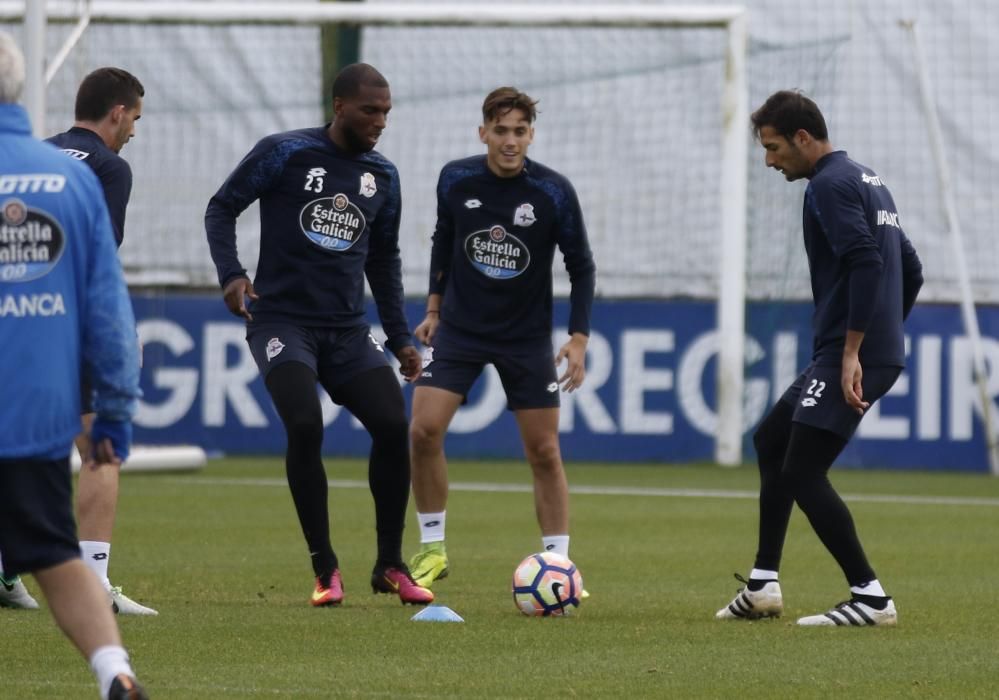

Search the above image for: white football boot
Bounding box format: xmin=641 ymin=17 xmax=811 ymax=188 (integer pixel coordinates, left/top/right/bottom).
xmin=715 ymin=573 xmax=783 ymax=620
xmin=797 ymin=597 xmax=897 ymax=627
xmin=109 ymin=584 xmax=158 ymax=616
xmin=0 ymin=575 xmax=40 ymax=610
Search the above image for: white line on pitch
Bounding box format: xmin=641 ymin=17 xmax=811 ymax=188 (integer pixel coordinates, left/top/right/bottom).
xmin=163 ymin=476 xmax=999 ymax=507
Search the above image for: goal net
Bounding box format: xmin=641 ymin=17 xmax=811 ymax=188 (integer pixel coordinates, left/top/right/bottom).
xmin=1 ymin=0 xmax=750 ymax=462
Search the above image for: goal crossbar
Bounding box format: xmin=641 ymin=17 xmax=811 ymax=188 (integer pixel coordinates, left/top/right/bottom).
xmin=0 ymin=2 xmax=744 ymax=28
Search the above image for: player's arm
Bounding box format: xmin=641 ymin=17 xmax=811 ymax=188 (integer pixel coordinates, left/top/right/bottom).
xmin=552 ymin=177 xmax=596 ymax=391
xmin=204 ymin=137 xmax=281 ymax=319
xmin=900 ymin=231 xmax=924 ymax=320
xmin=80 ymin=175 xmax=141 ymax=463
xmin=364 ymin=167 xmax=419 ymax=380
xmin=418 ymin=169 xmax=457 ymax=347
xmin=807 ymin=180 xmax=882 ymax=413
xmin=96 ymin=157 xmax=132 ymax=247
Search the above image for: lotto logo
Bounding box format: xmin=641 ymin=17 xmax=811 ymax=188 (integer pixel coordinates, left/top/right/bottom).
xmin=801 ymin=397 xmax=817 ymax=408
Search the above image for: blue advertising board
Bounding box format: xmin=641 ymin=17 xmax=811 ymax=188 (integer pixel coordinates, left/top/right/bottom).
xmin=131 ymin=293 xmax=998 ymax=472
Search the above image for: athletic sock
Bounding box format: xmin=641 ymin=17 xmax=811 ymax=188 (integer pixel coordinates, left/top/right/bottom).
xmin=852 ymin=593 xmax=891 ymax=610
xmin=417 ymin=512 xmax=446 ymax=544
xmin=89 ymin=645 xmax=134 ymax=700
xmin=542 ymin=535 xmax=569 ymax=558
xmin=80 ymin=541 xmax=111 ymax=589
xmin=851 ymin=579 xmax=886 ymax=598
xmin=747 ymin=568 xmax=779 ymax=590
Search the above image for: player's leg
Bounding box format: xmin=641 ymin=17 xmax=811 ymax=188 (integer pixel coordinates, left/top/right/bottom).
xmin=76 ymin=412 xmax=154 ymax=616
xmin=716 ymin=373 xmax=805 ymax=620
xmin=264 ymin=361 xmax=342 ymax=605
xmin=408 ymin=337 xmax=480 ymax=587
xmin=513 ymin=407 xmax=569 ymax=542
xmin=326 ymin=369 xmax=432 ymax=605
xmin=0 ymin=457 xmax=146 ymax=698
xmin=249 ymin=325 xmax=341 ymax=606
xmin=784 ymin=366 xmax=901 ymax=626
xmin=406 ymin=385 xmax=463 ymax=588
xmin=498 ymin=347 xmax=570 ymax=554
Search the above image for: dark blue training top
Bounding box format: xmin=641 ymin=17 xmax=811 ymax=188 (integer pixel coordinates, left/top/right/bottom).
xmin=429 ymin=155 xmax=595 ymax=349
xmin=803 ymin=150 xmax=923 ymax=367
xmin=204 ymin=126 xmax=411 ymax=354
xmin=46 ymin=126 xmax=132 ymax=247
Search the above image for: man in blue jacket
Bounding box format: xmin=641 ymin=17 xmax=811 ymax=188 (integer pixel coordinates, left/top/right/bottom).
xmin=0 ymin=32 xmax=147 ymax=699
xmin=716 ymin=90 xmax=923 ymax=627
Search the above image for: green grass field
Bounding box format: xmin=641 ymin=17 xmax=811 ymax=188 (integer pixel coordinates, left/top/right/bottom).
xmin=5 ymin=457 xmax=999 ymax=698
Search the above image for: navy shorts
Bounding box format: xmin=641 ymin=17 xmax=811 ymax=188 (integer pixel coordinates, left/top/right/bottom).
xmin=0 ymin=457 xmax=79 ymax=576
xmin=247 ymin=323 xmax=390 ymax=391
xmin=782 ymin=362 xmax=902 ymax=440
xmin=415 ymin=325 xmax=559 ymax=411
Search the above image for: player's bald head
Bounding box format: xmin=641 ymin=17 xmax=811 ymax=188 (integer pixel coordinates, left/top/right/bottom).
xmin=331 ymin=63 xmax=389 ymax=101
xmin=0 ymin=30 xmax=25 ymax=104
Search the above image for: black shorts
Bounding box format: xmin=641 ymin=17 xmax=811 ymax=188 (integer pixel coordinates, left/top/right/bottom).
xmin=782 ymin=362 xmax=902 ymax=440
xmin=247 ymin=323 xmax=390 ymax=389
xmin=414 ymin=325 xmax=559 ymax=411
xmin=0 ymin=457 xmax=79 ymax=576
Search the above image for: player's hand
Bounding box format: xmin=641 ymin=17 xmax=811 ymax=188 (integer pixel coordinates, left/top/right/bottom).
xmin=223 ymin=277 xmax=258 ymax=321
xmin=414 ymin=312 xmax=440 ymax=345
xmin=83 ymin=437 xmax=122 ymax=470
xmin=556 ymin=333 xmax=588 ymax=393
xmin=841 ymin=350 xmax=868 ymax=414
xmin=396 ymin=345 xmax=422 ymax=382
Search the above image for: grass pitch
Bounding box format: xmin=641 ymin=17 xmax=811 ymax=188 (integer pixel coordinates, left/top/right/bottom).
xmin=5 ymin=457 xmax=999 ymax=698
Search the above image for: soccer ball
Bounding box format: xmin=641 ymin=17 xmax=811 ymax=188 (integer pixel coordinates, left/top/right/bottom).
xmin=511 ymin=552 xmax=583 ymax=617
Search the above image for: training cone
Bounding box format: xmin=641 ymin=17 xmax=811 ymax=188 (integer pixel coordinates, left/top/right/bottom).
xmin=411 ymin=605 xmax=464 ymax=622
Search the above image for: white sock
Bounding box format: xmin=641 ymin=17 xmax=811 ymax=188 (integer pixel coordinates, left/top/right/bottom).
xmin=750 ymin=568 xmax=779 ymax=581
xmin=542 ymin=535 xmax=570 ymax=558
xmin=417 ymin=512 xmax=446 ymax=544
xmin=89 ymin=645 xmax=134 ymax=700
xmin=851 ymin=579 xmax=887 ymax=597
xmin=80 ymin=541 xmax=111 ymax=589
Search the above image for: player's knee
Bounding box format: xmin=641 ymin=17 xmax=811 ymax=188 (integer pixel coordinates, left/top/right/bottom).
xmin=525 ymin=439 xmax=562 ymax=471
xmin=410 ymin=419 xmax=445 ymax=453
xmin=283 ymin=411 xmax=324 ymax=447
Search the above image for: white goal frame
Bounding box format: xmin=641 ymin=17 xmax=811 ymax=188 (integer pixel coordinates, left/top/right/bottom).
xmin=3 ymin=0 xmax=750 ymax=467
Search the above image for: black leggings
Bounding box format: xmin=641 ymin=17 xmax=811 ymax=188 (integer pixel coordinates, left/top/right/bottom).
xmin=753 ymin=400 xmax=877 ymax=586
xmin=265 ymin=361 xmax=411 ymax=579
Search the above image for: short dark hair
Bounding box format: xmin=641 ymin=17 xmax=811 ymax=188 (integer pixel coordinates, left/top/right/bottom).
xmin=74 ymin=67 xmax=144 ymax=121
xmin=331 ymin=63 xmax=388 ymax=100
xmin=750 ymin=90 xmax=828 ymax=141
xmin=482 ymin=87 xmax=538 ymax=124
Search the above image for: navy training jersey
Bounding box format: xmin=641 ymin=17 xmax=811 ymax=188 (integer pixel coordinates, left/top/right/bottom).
xmin=205 ymin=126 xmax=411 ymax=353
xmin=803 ymin=151 xmax=923 ymax=367
xmin=429 ymin=156 xmax=595 ymax=347
xmin=46 ymin=126 xmax=131 ymax=247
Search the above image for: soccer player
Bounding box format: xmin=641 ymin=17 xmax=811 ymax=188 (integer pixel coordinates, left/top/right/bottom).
xmin=0 ymin=31 xmax=148 ymax=699
xmin=716 ymin=90 xmax=923 ymax=627
xmin=41 ymin=66 xmax=154 ymax=617
xmin=407 ymin=87 xmax=596 ymax=589
xmin=205 ymin=63 xmax=432 ymax=607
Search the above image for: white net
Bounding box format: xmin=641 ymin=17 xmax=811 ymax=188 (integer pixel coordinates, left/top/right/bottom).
xmin=5 ymin=0 xmax=999 ymax=304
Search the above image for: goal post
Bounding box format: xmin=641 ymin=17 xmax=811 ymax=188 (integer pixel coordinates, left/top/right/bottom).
xmin=2 ymin=1 xmax=750 ymax=466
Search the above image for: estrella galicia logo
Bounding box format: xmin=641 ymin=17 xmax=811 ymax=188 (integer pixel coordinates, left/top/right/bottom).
xmin=464 ymin=225 xmax=530 ymax=279
xmin=0 ymin=197 xmax=65 ymax=282
xmin=299 ymin=193 xmax=367 ymax=252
